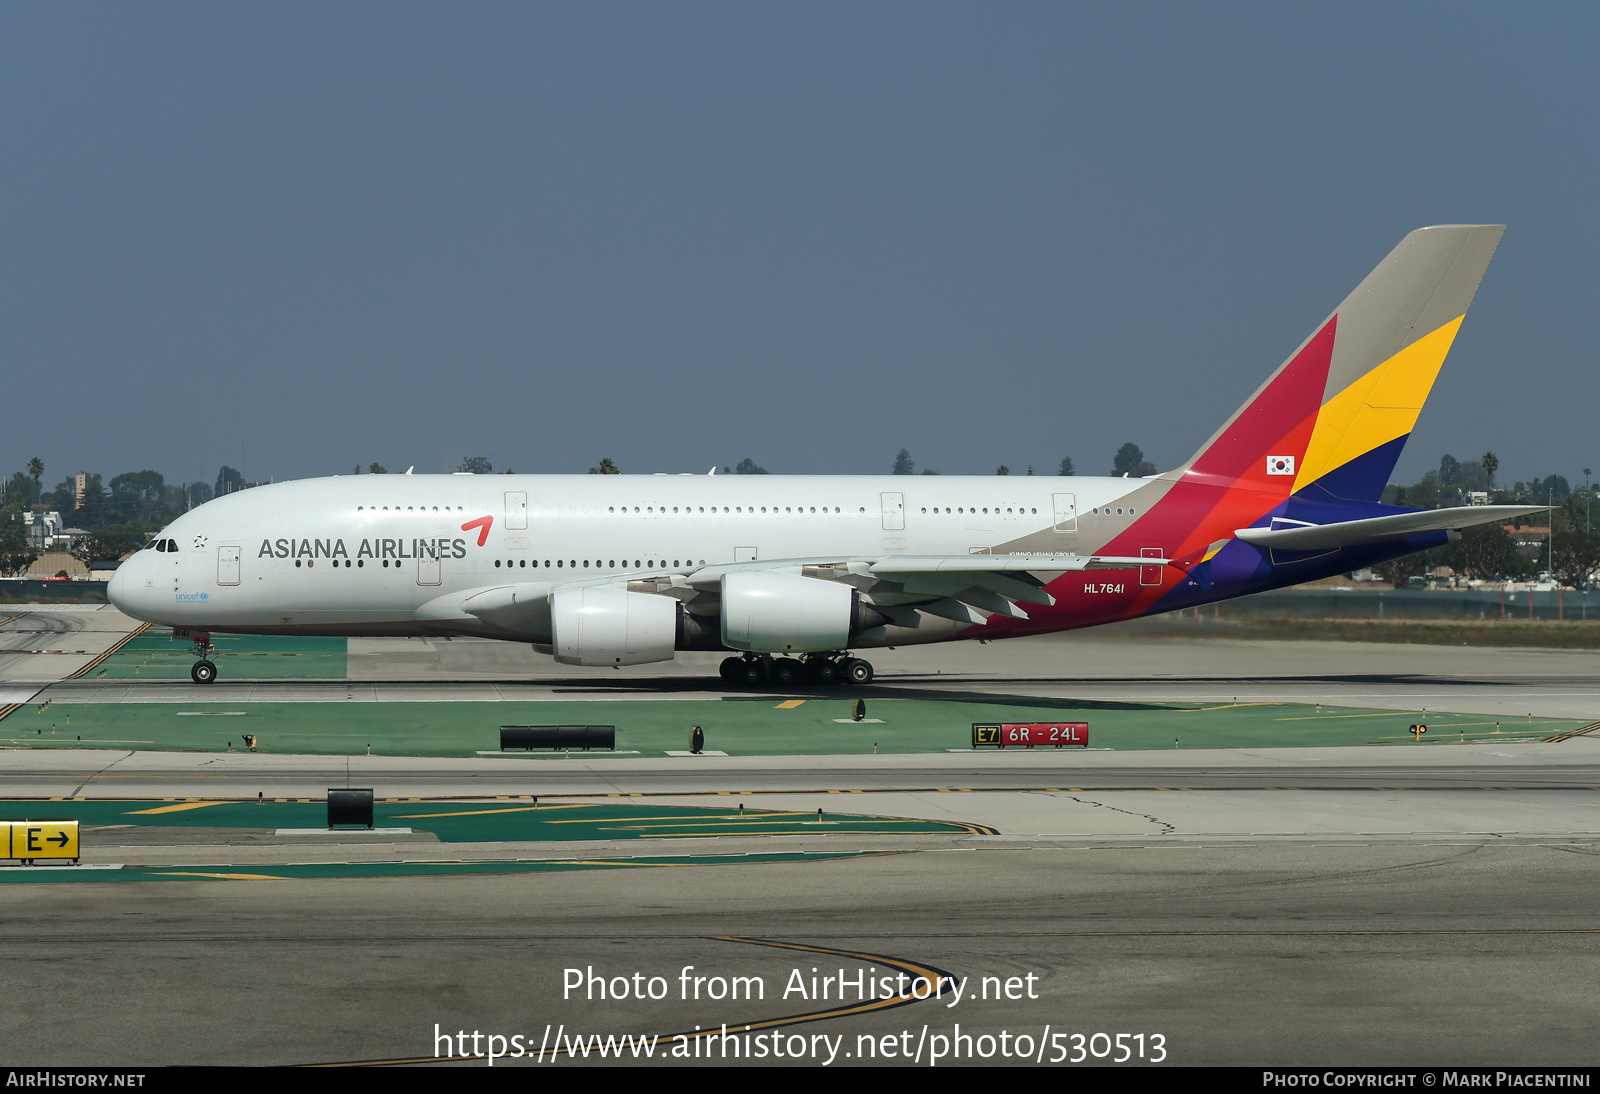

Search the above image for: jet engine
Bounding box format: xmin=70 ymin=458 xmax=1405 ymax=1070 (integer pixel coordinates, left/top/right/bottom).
xmin=720 ymin=571 xmax=885 ymax=653
xmin=550 ymin=587 xmax=678 ymax=666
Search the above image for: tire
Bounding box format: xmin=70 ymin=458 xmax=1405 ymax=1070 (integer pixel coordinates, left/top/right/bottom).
xmin=719 ymin=657 xmax=742 ymax=683
xmin=772 ymin=659 xmax=799 ymax=687
xmin=809 ymin=659 xmax=840 ymax=686
xmin=844 ymin=658 xmax=873 ymax=685
xmin=737 ymin=660 xmax=764 ymax=687
xmin=191 ymin=660 xmax=217 ymax=685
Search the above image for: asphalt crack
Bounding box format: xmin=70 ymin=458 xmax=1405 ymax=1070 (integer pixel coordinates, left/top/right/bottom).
xmin=1060 ymin=791 xmax=1177 ymax=835
xmin=69 ymin=750 xmax=134 ymax=797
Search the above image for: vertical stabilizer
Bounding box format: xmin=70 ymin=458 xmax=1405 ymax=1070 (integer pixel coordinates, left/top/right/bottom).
xmin=1177 ymin=225 xmax=1504 ymax=503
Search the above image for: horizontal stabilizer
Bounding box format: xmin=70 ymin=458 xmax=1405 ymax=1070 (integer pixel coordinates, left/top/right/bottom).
xmin=1234 ymin=505 xmax=1543 ymax=551
xmin=865 ymin=554 xmax=1173 ymax=574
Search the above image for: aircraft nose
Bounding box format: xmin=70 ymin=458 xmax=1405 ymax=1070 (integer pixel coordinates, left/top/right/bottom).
xmin=106 ymin=562 xmax=131 ymax=612
xmin=106 ymin=557 xmax=152 ymax=621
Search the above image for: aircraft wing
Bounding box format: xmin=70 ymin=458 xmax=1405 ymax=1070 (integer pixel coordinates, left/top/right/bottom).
xmin=1234 ymin=505 xmax=1543 ymax=551
xmin=671 ymin=553 xmax=1176 ymax=624
xmin=448 ymin=553 xmax=1178 ymax=630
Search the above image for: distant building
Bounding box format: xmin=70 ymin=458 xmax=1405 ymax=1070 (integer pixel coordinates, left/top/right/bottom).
xmin=25 ymin=552 xmax=88 ymax=579
xmin=22 ymin=511 xmax=88 ymax=552
xmin=1504 ymin=525 xmax=1549 ymax=559
xmin=1466 ymin=491 xmax=1490 ymax=505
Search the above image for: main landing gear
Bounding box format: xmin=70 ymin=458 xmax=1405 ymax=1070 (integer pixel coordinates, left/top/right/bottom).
xmin=717 ymin=652 xmax=873 ymax=689
xmin=188 ymin=636 xmax=217 ymax=685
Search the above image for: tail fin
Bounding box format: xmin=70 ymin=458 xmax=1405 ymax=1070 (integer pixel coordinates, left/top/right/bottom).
xmin=1176 ymin=225 xmax=1504 ymax=503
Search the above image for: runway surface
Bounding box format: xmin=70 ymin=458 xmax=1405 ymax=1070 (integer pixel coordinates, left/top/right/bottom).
xmin=3 ymin=604 xmax=1599 ymax=1065
xmin=7 ymin=840 xmax=1600 ymax=1066
xmin=6 ymin=605 xmax=1600 ymax=720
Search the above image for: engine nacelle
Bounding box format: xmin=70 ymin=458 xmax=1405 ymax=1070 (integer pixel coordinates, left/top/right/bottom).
xmin=551 ymin=587 xmax=678 ymax=666
xmin=720 ymin=571 xmax=858 ymax=653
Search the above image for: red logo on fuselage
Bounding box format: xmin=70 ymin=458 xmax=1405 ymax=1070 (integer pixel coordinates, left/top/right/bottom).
xmin=461 ymin=515 xmax=493 ymax=547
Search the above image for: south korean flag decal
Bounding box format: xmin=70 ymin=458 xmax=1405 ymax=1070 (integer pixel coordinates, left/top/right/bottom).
xmin=1266 ymin=455 xmax=1295 ymax=476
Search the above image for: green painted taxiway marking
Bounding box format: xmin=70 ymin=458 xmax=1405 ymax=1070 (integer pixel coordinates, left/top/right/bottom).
xmin=91 ymin=632 xmax=347 ymax=680
xmin=7 ymin=696 xmax=1587 ymax=755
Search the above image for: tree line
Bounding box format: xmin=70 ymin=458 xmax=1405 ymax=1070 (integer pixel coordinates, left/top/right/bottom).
xmin=1 ymin=459 xmax=257 ymax=573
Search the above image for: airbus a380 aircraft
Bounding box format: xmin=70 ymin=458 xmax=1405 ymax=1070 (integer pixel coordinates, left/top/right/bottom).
xmin=111 ymin=225 xmax=1538 ymax=687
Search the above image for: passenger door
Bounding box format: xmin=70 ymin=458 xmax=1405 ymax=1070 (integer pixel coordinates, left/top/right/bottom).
xmin=1052 ymin=493 xmax=1078 ymax=532
xmin=1140 ymin=546 xmax=1163 ymax=586
xmin=880 ymin=492 xmax=905 ymax=531
xmin=217 ymin=546 xmax=240 ymax=586
xmin=505 ymin=491 xmax=528 ymax=531
xmin=418 ymin=542 xmax=441 ymax=586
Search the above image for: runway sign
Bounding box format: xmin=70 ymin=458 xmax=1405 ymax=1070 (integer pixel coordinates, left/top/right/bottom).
xmin=5 ymin=820 xmax=80 ymax=862
xmin=971 ymin=723 xmax=1089 ymax=748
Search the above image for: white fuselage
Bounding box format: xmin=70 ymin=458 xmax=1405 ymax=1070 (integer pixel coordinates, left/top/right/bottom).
xmin=108 ymin=472 xmax=1150 ymax=643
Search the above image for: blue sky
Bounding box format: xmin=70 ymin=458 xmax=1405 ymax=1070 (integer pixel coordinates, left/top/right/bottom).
xmin=4 ymin=3 xmax=1596 ymax=488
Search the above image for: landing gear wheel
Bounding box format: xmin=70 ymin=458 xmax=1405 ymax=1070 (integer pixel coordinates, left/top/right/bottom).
xmin=191 ymin=660 xmax=217 ymax=685
xmin=736 ymin=658 xmax=765 ymax=687
xmin=771 ymin=659 xmax=800 ymax=687
xmin=844 ymin=657 xmax=873 ymax=685
xmin=719 ymin=656 xmax=742 ymax=684
xmin=808 ymin=658 xmax=841 ymax=687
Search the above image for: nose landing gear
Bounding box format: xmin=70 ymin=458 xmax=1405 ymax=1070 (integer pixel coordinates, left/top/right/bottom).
xmin=187 ymin=636 xmax=217 ymax=685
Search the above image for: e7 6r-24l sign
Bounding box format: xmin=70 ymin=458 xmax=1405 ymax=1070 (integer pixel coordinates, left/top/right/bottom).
xmin=971 ymin=723 xmax=1089 ymax=748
